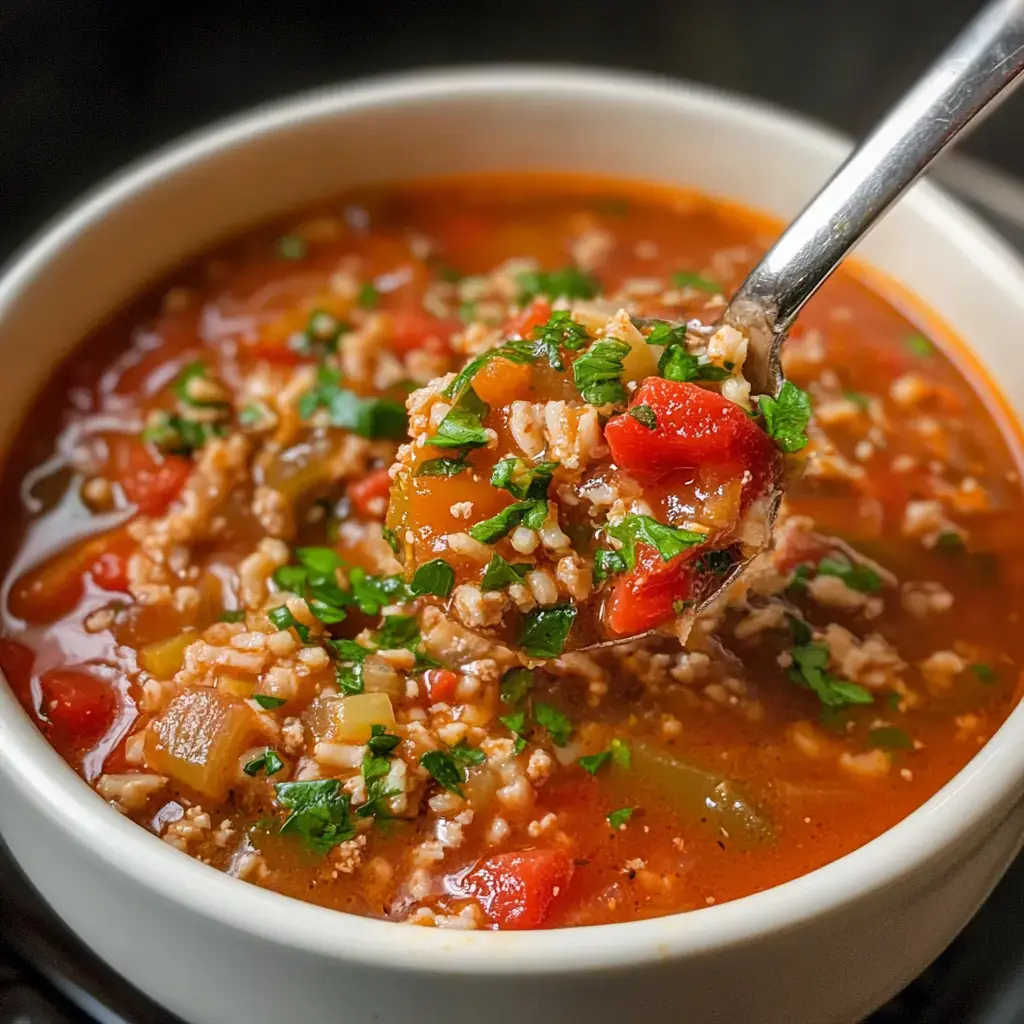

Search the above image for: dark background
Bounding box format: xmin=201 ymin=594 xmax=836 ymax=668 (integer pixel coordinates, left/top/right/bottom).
xmin=4 ymin=2 xmax=1024 ymax=1022
xmin=1 ymin=0 xmax=1020 ymax=259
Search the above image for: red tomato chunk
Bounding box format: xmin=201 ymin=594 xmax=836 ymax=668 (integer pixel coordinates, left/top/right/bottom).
xmin=462 ymin=850 xmax=574 ymax=930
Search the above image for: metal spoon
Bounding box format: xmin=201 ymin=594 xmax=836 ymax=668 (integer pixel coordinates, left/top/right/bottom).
xmin=582 ymin=0 xmax=1024 ymax=651
xmin=729 ymin=0 xmax=1024 ymax=396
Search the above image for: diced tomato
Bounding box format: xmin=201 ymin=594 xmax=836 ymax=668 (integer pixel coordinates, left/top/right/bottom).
xmin=0 ymin=638 xmax=36 ymax=710
xmin=114 ymin=440 xmax=192 ymax=515
xmin=463 ymin=849 xmax=574 ymax=930
xmin=605 ymin=546 xmax=697 ymax=637
xmin=423 ymin=668 xmax=458 ymax=703
xmin=605 ymin=379 xmax=778 ymax=489
xmin=505 ymin=297 xmax=552 ymax=339
xmin=38 ymin=668 xmax=117 ymax=745
xmin=348 ymin=467 xmax=393 ymax=519
xmin=88 ymin=531 xmax=135 ymax=593
xmin=387 ymin=310 xmax=460 ymax=356
xmin=471 ymin=357 xmax=533 ymax=405
xmin=8 ymin=528 xmax=133 ymax=625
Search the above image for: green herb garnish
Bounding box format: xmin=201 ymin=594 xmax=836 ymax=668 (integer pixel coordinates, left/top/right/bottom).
xmin=243 ymin=748 xmax=285 ymax=777
xmin=671 ymin=270 xmax=720 ymax=294
xmin=758 ymin=381 xmax=811 ymax=453
xmin=789 ymin=643 xmax=874 ymax=708
xmin=694 ymin=549 xmax=735 ymax=576
xmin=628 ymin=404 xmax=657 ymax=430
xmin=415 ymin=455 xmax=470 ymax=478
xmin=607 ymin=514 xmax=704 ymax=570
xmin=275 ymin=779 xmax=356 ymax=853
xmin=267 ymin=605 xmax=311 ymax=643
xmin=905 ymin=334 xmax=934 ymax=357
xmin=607 ymin=807 xmax=636 ymax=829
xmin=593 ymin=548 xmax=629 ymax=583
xmin=572 ymin=338 xmax=630 ymax=406
xmin=253 ymin=694 xmax=287 ymax=710
xmin=410 ymin=559 xmax=456 ymax=598
xmin=517 ymin=266 xmax=599 ymax=303
xmin=528 ymin=309 xmax=591 ymax=370
xmin=469 ymin=499 xmax=548 ymax=544
xmin=815 ymin=554 xmax=883 ymax=594
xmin=298 ymin=367 xmax=407 ymax=439
xmin=490 ymin=458 xmax=558 ymax=500
xmin=358 ymin=282 xmax=379 ymax=308
xmin=533 ymin=703 xmax=572 ymax=746
xmin=480 ymin=553 xmax=531 ymax=592
xmin=867 ymin=726 xmax=912 ymax=750
xmin=500 ymin=667 xmax=533 ymax=706
xmin=419 ymin=750 xmax=466 ymax=797
xmin=518 ymin=604 xmax=577 ymax=659
xmin=970 ymin=663 xmax=998 ymax=683
xmin=276 ymin=234 xmax=308 ymax=260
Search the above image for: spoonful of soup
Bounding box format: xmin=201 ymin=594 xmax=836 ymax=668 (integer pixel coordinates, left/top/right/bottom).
xmin=386 ymin=0 xmax=1024 ymax=657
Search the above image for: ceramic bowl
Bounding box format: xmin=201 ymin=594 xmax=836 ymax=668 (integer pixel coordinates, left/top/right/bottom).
xmin=3 ymin=68 xmax=1024 ymax=1024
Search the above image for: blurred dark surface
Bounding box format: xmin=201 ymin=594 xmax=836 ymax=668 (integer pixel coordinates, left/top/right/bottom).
xmin=3 ymin=1 xmax=1024 ymax=1021
xmin=0 ymin=0 xmax=1018 ymax=257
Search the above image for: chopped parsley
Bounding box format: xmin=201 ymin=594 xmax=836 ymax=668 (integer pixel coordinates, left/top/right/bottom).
xmin=274 ymin=779 xmax=356 ymax=854
xmin=578 ymin=750 xmax=611 ymax=775
xmin=528 ymin=309 xmax=591 ymax=370
xmin=333 ymin=640 xmax=371 ymax=695
xmin=934 ymin=531 xmax=965 ymax=553
xmin=607 ymin=807 xmax=636 ymax=829
xmin=289 ymin=309 xmax=348 ymax=357
xmin=814 ymin=553 xmax=883 ymax=593
xmin=694 ymin=549 xmax=735 ymax=576
xmin=758 ymin=381 xmax=811 ymax=453
xmin=357 ymin=281 xmax=379 ymax=308
xmin=593 ymin=548 xmax=629 ymax=583
xmin=867 ymin=726 xmax=912 ymax=751
xmin=517 ymin=266 xmax=599 ymax=303
xmin=500 ymin=667 xmax=533 ymax=706
xmin=442 ymin=343 xmax=533 ymax=405
xmin=844 ymin=390 xmax=870 ymax=410
xmin=276 ymin=234 xmax=307 ymax=260
xmin=578 ymin=737 xmax=630 ymax=775
xmin=572 ymin=338 xmax=630 ymax=406
xmin=243 ymin=748 xmax=284 ymax=777
xmin=458 ymin=301 xmax=478 ymax=324
xmin=671 ymin=270 xmax=720 ymax=294
xmin=450 ymin=741 xmax=486 ymax=769
xmin=970 ymin=663 xmax=998 ymax=684
xmin=174 ymin=362 xmax=226 ymax=409
xmin=905 ymin=333 xmax=934 ymax=357
xmin=657 ymin=345 xmax=730 ymax=383
xmin=469 ymin=499 xmax=548 ymax=543
xmin=297 ymin=368 xmax=407 ymax=439
xmin=375 ymin=614 xmax=420 ymax=650
xmin=480 ymin=553 xmax=531 ymax=592
xmin=607 ymin=514 xmax=705 ymax=570
xmin=518 ymin=604 xmax=577 ymax=658
xmin=428 ymin=387 xmax=490 ymax=450
xmin=415 ymin=455 xmax=470 ymax=478
xmin=533 ymin=703 xmax=572 ymax=746
xmin=789 ymin=642 xmax=874 ymax=708
xmin=419 ymin=749 xmax=467 ymax=797
xmin=628 ymin=404 xmax=657 ymax=430
xmin=498 ymin=709 xmax=528 ymax=754
xmin=219 ymin=609 xmax=246 ymax=623
xmin=410 ymin=559 xmax=456 ymax=598
xmin=253 ymin=694 xmax=287 ymax=710
xmin=367 ymin=724 xmax=402 ymax=757
xmin=142 ymin=413 xmax=224 ymax=455
xmin=490 ymin=458 xmax=558 ymax=500
xmin=267 ymin=605 xmax=311 ymax=643
xmin=382 ymin=526 xmax=401 ymax=556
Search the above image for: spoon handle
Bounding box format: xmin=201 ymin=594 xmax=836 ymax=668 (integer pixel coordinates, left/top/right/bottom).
xmin=729 ymin=0 xmax=1024 ymax=394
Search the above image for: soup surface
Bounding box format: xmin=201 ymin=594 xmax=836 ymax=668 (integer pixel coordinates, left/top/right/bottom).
xmin=1 ymin=176 xmax=1022 ymax=930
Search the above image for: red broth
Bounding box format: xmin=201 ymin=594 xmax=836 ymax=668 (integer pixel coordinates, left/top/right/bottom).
xmin=1 ymin=175 xmax=1021 ymax=929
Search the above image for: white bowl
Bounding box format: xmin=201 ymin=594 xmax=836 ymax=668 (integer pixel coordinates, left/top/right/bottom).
xmin=3 ymin=67 xmax=1024 ymax=1024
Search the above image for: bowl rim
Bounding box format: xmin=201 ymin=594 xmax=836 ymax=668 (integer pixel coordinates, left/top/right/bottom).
xmin=4 ymin=64 xmax=1024 ymax=973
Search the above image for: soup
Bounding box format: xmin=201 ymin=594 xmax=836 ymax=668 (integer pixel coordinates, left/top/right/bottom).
xmin=1 ymin=176 xmax=1021 ymax=930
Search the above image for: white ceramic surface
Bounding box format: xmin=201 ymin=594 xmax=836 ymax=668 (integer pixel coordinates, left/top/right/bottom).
xmin=2 ymin=68 xmax=1024 ymax=1024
